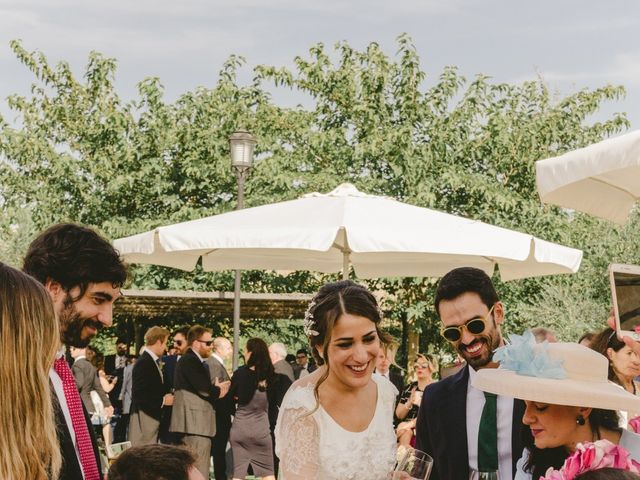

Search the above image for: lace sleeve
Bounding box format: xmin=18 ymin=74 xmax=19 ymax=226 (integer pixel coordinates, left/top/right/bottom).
xmin=275 ymin=404 xmax=320 ymax=480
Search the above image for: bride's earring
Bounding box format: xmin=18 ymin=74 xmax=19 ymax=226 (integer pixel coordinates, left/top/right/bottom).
xmin=576 ymin=415 xmax=585 ymax=426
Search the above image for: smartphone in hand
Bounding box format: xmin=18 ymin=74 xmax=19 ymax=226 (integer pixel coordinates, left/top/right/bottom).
xmin=609 ymin=263 xmax=640 ymax=341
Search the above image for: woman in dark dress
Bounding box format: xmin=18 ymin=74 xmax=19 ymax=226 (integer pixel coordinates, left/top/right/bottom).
xmin=230 ymin=338 xmax=291 ymax=480
xmin=395 ymin=353 xmax=439 ymax=447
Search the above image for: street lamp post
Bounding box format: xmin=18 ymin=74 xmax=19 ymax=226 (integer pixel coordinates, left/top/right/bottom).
xmin=229 ymin=130 xmax=257 ymax=371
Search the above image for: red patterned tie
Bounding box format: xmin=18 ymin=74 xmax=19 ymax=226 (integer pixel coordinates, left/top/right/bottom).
xmin=53 ymin=357 xmax=101 ymax=480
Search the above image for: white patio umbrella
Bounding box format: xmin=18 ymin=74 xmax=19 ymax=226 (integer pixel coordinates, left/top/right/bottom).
xmin=115 ymin=183 xmax=582 ymax=366
xmin=536 ymin=130 xmax=640 ymax=224
xmin=115 ymin=183 xmax=582 ymax=280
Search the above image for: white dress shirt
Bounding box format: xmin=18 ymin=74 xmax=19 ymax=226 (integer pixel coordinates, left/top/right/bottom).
xmin=467 ymin=366 xmax=514 ymax=480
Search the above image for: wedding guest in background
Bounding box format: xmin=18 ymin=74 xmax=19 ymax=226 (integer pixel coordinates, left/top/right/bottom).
xmin=591 ymin=328 xmax=640 ymax=396
xmin=70 ymin=346 xmax=114 ymax=445
xmin=159 ymin=325 xmax=189 ymax=444
xmin=206 ymin=336 xmax=234 ymax=480
xmin=270 ymin=342 xmax=295 ymax=382
xmin=579 ymin=332 xmax=596 ymax=347
xmin=375 ymin=342 xmax=404 ymax=392
xmin=129 ymin=326 xmax=173 ymax=446
xmin=23 ymin=222 xmax=128 ymax=480
xmin=229 ymin=338 xmax=291 ymax=480
xmin=531 ymin=327 xmax=558 ymax=343
xmin=170 ymin=325 xmax=231 ymax=477
xmin=0 ymin=262 xmax=61 ymax=480
xmin=395 ymin=353 xmax=438 ymax=447
xmin=294 ymin=348 xmax=316 ymax=379
xmin=105 ymin=337 xmax=130 ymax=443
xmin=118 ymin=355 xmax=136 ymax=440
xmin=107 ymin=444 xmax=205 ymax=480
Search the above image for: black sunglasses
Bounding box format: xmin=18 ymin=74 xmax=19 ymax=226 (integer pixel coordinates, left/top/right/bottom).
xmin=174 ymin=340 xmax=184 ymax=346
xmin=441 ymin=305 xmax=495 ymax=343
xmin=197 ymin=339 xmax=214 ymax=346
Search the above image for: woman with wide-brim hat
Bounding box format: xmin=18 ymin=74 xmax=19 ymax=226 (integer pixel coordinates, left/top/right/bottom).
xmin=472 ymin=331 xmax=640 ymax=479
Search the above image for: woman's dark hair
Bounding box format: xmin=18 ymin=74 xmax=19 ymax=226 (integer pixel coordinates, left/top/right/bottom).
xmin=578 ymin=331 xmax=596 ymax=345
xmin=523 ymin=409 xmax=621 ymax=478
xmin=246 ymin=338 xmax=275 ymax=384
xmin=575 ymin=468 xmax=640 ymax=479
xmin=590 ymin=328 xmax=626 ymax=384
xmin=304 ymin=280 xmax=392 ymax=412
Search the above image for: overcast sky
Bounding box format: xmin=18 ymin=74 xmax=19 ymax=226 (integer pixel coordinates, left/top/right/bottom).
xmin=1 ymin=0 xmax=639 ymax=131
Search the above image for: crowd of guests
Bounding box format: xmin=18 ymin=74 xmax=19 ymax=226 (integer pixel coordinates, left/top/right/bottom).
xmin=2 ymin=220 xmax=640 ymax=479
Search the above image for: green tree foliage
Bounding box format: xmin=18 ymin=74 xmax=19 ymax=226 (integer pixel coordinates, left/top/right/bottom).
xmin=1 ymin=35 xmax=637 ymax=364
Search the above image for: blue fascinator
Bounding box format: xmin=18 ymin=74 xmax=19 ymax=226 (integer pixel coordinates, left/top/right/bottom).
xmin=494 ymin=330 xmax=566 ymax=379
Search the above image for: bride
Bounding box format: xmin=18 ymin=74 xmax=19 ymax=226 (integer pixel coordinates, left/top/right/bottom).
xmin=274 ymin=280 xmax=398 ymax=479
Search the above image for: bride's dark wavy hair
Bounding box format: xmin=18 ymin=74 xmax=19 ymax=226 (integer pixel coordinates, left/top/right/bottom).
xmin=305 ymin=280 xmax=392 ymax=412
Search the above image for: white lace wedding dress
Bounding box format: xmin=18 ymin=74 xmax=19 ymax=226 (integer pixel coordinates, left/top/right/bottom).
xmin=274 ymin=372 xmax=397 ymax=480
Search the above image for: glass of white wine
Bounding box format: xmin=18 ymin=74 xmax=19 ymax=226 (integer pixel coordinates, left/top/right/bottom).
xmin=469 ymin=470 xmax=499 ymax=480
xmin=392 ymin=448 xmax=433 ymax=479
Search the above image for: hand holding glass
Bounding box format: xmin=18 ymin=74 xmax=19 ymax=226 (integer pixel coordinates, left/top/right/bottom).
xmin=392 ymin=448 xmax=433 ymax=479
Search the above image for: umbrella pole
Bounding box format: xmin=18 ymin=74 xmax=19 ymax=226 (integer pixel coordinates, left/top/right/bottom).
xmin=232 ymin=269 xmax=241 ymax=371
xmin=342 ymin=250 xmax=350 ymax=280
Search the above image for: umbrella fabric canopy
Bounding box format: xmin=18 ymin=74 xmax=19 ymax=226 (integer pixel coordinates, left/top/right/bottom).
xmin=536 ymin=130 xmax=640 ymax=224
xmin=115 ymin=183 xmax=582 ymax=281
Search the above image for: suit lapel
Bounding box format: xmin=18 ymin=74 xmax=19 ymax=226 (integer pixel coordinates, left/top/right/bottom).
xmin=448 ymin=366 xmax=470 ymax=478
xmin=511 ymin=398 xmax=526 ymax=477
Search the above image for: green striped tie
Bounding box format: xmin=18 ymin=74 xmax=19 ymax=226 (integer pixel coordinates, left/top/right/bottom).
xmin=478 ymin=392 xmax=498 ymax=472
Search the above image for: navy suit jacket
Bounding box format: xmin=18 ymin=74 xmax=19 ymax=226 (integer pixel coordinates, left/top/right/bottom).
xmin=131 ymin=350 xmax=168 ymax=421
xmin=415 ymin=366 xmax=525 ymax=480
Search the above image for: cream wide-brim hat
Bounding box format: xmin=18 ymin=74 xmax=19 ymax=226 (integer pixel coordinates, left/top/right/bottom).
xmin=472 ymin=342 xmax=640 ymax=412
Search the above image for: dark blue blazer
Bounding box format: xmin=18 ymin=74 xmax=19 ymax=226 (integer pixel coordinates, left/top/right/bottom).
xmin=415 ymin=366 xmax=525 ymax=480
xmin=162 ymin=354 xmax=179 ymax=391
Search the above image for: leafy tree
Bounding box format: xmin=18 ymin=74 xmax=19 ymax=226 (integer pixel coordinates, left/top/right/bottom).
xmin=1 ymin=35 xmax=635 ymax=368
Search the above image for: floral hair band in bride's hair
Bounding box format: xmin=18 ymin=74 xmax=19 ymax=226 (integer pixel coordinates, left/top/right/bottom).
xmin=303 ymin=300 xmax=319 ymax=337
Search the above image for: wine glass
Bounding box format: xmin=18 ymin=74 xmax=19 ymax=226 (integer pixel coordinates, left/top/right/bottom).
xmin=392 ymin=448 xmax=433 ymax=479
xmin=469 ymin=469 xmax=499 ymax=480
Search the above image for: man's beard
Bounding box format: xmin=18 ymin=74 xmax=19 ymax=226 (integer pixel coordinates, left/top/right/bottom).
xmin=457 ymin=330 xmax=501 ymax=369
xmin=59 ymin=296 xmax=101 ymax=348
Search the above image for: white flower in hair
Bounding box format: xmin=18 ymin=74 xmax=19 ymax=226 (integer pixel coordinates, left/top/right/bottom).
xmin=303 ymin=300 xmax=319 ymax=337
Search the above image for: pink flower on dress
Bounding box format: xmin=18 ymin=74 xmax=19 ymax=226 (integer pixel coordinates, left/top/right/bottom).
xmin=541 ymin=440 xmax=640 ymax=480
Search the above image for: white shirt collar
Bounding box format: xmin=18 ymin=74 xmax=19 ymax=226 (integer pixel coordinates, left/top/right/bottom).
xmin=144 ymin=347 xmax=159 ymax=362
xmin=192 ymin=348 xmax=204 ymax=363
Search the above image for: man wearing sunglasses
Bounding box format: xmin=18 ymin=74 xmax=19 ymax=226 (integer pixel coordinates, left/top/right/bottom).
xmin=415 ymin=267 xmax=525 ymax=480
xmin=170 ymin=325 xmax=231 ymax=478
xmin=159 ymin=325 xmax=190 ymax=444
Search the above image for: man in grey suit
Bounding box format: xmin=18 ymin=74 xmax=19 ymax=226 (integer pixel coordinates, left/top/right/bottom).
xmin=171 ymin=326 xmax=231 ymax=478
xmin=70 ymin=346 xmax=113 ymax=421
xmin=269 ymin=342 xmax=295 ymax=382
xmin=205 ymin=337 xmax=233 ymax=480
xmin=129 ymin=326 xmax=173 ymax=446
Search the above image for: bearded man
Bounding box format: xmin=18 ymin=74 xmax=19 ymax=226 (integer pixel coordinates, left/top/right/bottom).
xmin=414 ymin=267 xmax=525 ymax=480
xmin=23 ymin=222 xmax=128 ymax=480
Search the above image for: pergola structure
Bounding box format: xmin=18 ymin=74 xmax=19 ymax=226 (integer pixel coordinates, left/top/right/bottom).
xmin=113 ymin=289 xmax=313 ymax=350
xmin=115 ymin=289 xmax=313 ymax=319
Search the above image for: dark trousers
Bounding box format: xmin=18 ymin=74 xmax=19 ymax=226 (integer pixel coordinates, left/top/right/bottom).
xmin=211 ymin=421 xmax=231 ymax=479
